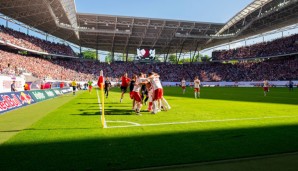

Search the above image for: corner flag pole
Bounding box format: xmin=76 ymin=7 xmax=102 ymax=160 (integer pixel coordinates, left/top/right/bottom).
xmin=98 ymin=70 xmax=106 ymax=128
xmin=100 ymin=83 xmax=106 ymax=128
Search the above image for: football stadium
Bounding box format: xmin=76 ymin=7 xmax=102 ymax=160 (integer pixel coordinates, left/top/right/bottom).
xmin=0 ymin=0 xmax=298 ymax=170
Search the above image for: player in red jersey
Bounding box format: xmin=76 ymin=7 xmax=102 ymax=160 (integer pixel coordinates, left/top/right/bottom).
xmin=129 ymin=75 xmax=137 ymax=110
xmin=120 ymin=72 xmax=131 ymax=103
xmin=88 ymin=80 xmax=93 ymax=94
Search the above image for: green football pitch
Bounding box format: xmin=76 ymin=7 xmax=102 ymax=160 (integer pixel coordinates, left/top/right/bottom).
xmin=0 ymin=87 xmax=297 ymax=170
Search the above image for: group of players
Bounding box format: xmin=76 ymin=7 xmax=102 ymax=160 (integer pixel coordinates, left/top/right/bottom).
xmin=89 ymin=73 xmax=289 ymax=116
xmin=120 ymin=72 xmax=165 ymax=115
xmin=119 ymin=72 xmax=203 ymax=115
xmin=181 ymin=77 xmax=201 ymax=98
xmin=263 ymin=80 xmax=294 ymax=96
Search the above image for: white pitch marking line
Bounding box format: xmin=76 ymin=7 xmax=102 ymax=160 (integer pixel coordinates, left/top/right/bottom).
xmin=97 ymin=90 xmax=107 ymax=127
xmin=106 ymin=115 xmax=298 ymax=129
xmin=106 ymin=121 xmax=141 ymax=126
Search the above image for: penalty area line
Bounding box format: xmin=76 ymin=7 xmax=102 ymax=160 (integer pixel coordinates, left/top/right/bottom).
xmin=106 ymin=121 xmax=141 ymax=126
xmin=95 ymin=90 xmax=141 ymax=128
xmin=106 ymin=115 xmax=298 ymax=129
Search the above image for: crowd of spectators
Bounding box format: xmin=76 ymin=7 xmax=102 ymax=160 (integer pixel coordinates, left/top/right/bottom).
xmin=0 ymin=50 xmax=112 ymax=81
xmin=0 ymin=25 xmax=75 ymax=56
xmin=212 ymin=34 xmax=298 ymax=60
xmin=1 ymin=49 xmax=297 ymax=82
xmin=185 ymin=57 xmax=297 ymax=82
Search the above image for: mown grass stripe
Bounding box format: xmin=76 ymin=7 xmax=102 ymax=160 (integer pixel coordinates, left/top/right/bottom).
xmin=0 ymin=92 xmax=82 ymax=144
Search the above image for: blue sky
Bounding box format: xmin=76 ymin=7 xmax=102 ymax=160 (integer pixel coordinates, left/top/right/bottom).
xmin=75 ymin=0 xmax=253 ymax=23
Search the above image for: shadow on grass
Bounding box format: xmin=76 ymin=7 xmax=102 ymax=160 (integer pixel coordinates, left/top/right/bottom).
xmin=79 ymin=98 xmax=96 ymax=99
xmin=72 ymin=109 xmax=134 ymax=116
xmin=1 ymin=124 xmax=298 ymax=170
xmin=105 ymin=109 xmax=134 ymax=115
xmin=71 ymin=111 xmax=101 ymax=116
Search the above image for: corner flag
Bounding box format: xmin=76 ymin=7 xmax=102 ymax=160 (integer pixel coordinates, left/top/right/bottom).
xmin=97 ymin=70 xmax=104 ymax=90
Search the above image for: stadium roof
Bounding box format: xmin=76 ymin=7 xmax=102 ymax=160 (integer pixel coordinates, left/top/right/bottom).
xmin=1 ymin=0 xmax=298 ymax=54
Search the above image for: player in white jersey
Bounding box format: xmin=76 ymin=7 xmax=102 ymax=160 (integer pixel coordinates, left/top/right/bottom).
xmin=194 ymin=76 xmax=201 ymax=98
xmin=181 ymin=78 xmax=186 ymax=94
xmin=263 ymin=80 xmax=269 ymax=96
xmin=146 ymin=82 xmax=154 ymax=112
xmin=132 ymin=73 xmax=146 ymax=115
xmin=148 ymin=72 xmax=163 ymax=114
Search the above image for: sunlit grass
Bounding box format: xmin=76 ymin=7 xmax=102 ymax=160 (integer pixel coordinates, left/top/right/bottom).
xmin=0 ymin=87 xmax=297 ymax=170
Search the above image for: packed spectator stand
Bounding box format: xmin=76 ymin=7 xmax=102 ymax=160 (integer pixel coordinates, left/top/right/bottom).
xmin=1 ymin=49 xmax=297 ymax=82
xmin=212 ymin=34 xmax=298 ymax=60
xmin=0 ymin=25 xmax=297 ymax=83
xmin=0 ymin=25 xmax=75 ymax=56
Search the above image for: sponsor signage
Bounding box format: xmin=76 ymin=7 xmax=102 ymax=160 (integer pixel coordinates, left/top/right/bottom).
xmin=53 ymin=89 xmax=63 ymax=96
xmin=0 ymin=91 xmax=35 ymax=114
xmin=44 ymin=90 xmax=57 ymax=98
xmin=29 ymin=90 xmax=48 ymax=102
xmin=1 ymin=88 xmax=74 ymax=114
xmin=61 ymin=88 xmax=72 ymax=94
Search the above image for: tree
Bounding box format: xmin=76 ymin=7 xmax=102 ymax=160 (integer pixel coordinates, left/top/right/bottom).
xmin=168 ymin=54 xmax=177 ymax=63
xmin=105 ymin=53 xmax=112 ymax=63
xmin=201 ymin=55 xmax=211 ymax=62
xmin=114 ymin=54 xmax=123 ymax=61
xmin=179 ymin=58 xmax=191 ymax=64
xmin=82 ymin=50 xmax=97 ymax=60
xmin=194 ymin=53 xmax=204 ymax=62
xmin=127 ymin=55 xmax=134 ymax=62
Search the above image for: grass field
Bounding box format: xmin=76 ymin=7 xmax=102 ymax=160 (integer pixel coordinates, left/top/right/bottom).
xmin=0 ymin=87 xmax=298 ymax=170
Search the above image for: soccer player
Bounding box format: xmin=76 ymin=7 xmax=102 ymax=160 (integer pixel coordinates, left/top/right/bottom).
xmin=87 ymin=80 xmax=93 ymax=94
xmin=71 ymin=79 xmax=77 ymax=95
xmin=263 ymin=80 xmax=269 ymax=96
xmin=132 ymin=73 xmax=146 ymax=115
xmin=289 ymin=80 xmax=294 ymax=92
xmin=129 ymin=75 xmax=137 ymax=110
xmin=181 ymin=78 xmax=186 ymax=94
xmin=120 ymin=72 xmax=131 ymax=103
xmin=189 ymin=82 xmax=193 ymax=89
xmin=104 ymin=77 xmax=112 ymax=98
xmin=194 ymin=76 xmax=201 ymax=98
xmin=148 ymin=72 xmax=163 ymax=114
xmin=146 ymin=82 xmax=153 ymax=112
xmin=141 ymin=83 xmax=149 ymax=105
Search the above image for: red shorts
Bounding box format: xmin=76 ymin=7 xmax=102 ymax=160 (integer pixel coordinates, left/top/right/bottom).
xmin=194 ymin=88 xmax=200 ymax=92
xmin=153 ymin=88 xmax=163 ymax=101
xmin=132 ymin=91 xmax=142 ymax=102
xmin=182 ymin=86 xmax=186 ymax=89
xmin=263 ymin=87 xmax=269 ymax=92
xmin=130 ymin=92 xmax=134 ymax=99
xmin=89 ymin=85 xmax=92 ymax=89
